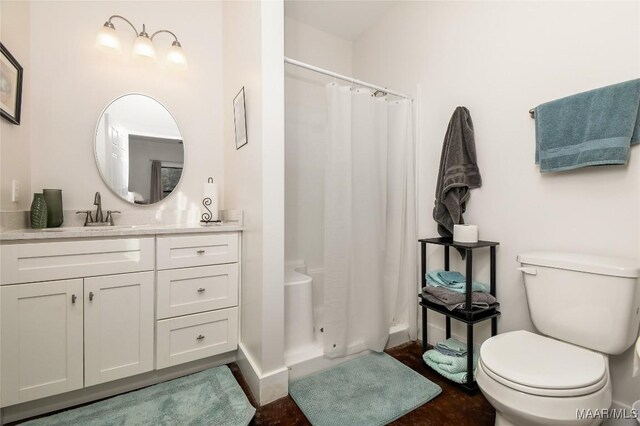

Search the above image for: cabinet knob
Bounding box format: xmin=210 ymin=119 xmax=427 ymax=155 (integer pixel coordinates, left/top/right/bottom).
xmin=89 ymin=292 xmax=94 ymax=301
xmin=196 ymin=334 xmax=205 ymax=341
xmin=196 ymin=250 xmax=205 ymax=255
xmin=71 ymin=294 xmax=77 ymax=304
xmin=197 ymin=288 xmax=206 ymax=293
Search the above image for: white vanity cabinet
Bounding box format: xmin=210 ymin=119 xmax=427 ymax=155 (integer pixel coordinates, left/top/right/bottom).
xmin=0 ymin=279 xmax=84 ymax=406
xmin=0 ymin=228 xmax=241 ymax=416
xmin=84 ymin=272 xmax=155 ymax=386
xmin=155 ymin=233 xmax=240 ymax=369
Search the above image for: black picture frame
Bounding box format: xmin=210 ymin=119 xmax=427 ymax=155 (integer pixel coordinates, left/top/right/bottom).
xmin=0 ymin=43 xmax=23 ymax=125
xmin=233 ymin=87 xmax=248 ymax=150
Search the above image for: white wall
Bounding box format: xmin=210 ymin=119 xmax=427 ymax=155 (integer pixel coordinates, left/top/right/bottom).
xmin=27 ymin=1 xmax=223 ymax=222
xmin=223 ymin=0 xmax=286 ymax=405
xmin=284 ymin=17 xmax=353 ymax=271
xmin=0 ymin=0 xmax=31 ymax=212
xmin=353 ymin=0 xmax=640 ymax=407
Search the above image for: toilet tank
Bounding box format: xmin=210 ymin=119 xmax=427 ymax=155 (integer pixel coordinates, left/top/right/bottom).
xmin=517 ymin=252 xmax=640 ymax=355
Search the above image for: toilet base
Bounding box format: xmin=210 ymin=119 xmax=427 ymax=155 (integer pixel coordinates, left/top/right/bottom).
xmin=494 ymin=413 xmax=516 ymax=426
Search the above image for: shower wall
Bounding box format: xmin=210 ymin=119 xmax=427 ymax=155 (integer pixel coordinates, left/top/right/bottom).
xmin=284 ymin=17 xmax=353 ymax=273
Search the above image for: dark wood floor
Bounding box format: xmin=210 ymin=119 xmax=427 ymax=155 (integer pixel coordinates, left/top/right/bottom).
xmin=229 ymin=341 xmax=496 ymax=426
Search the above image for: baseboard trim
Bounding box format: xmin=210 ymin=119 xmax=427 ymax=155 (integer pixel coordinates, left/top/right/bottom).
xmin=237 ymin=342 xmax=289 ymax=406
xmin=387 ymin=324 xmax=411 ymax=349
xmin=0 ymin=352 xmax=236 ymax=424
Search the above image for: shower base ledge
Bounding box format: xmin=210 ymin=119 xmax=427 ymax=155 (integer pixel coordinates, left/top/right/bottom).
xmin=286 ymin=323 xmax=411 ymax=381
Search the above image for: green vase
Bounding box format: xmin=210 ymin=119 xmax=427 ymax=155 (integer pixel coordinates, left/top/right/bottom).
xmin=43 ymin=189 xmax=63 ymax=227
xmin=30 ymin=193 xmax=48 ymax=229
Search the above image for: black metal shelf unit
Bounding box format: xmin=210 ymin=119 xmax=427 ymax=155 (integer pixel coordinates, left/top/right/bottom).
xmin=419 ymin=237 xmax=500 ymax=392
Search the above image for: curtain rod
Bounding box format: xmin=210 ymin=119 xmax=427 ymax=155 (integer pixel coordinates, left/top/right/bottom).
xmin=284 ymin=56 xmax=413 ymax=101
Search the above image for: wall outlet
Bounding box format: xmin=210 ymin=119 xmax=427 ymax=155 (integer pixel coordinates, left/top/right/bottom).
xmin=11 ymin=180 xmax=19 ymax=203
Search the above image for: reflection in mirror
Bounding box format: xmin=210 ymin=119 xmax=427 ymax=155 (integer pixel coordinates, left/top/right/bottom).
xmin=95 ymin=94 xmax=184 ymax=205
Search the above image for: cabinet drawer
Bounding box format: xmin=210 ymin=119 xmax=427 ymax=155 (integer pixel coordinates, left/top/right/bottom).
xmin=0 ymin=237 xmax=155 ymax=285
xmin=157 ymin=264 xmax=239 ymax=319
xmin=156 ymin=233 xmax=238 ymax=270
xmin=156 ymin=308 xmax=238 ymax=369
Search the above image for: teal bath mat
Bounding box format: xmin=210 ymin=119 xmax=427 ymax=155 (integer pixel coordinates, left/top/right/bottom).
xmin=289 ymin=352 xmax=442 ymax=426
xmin=25 ymin=366 xmax=255 ymax=426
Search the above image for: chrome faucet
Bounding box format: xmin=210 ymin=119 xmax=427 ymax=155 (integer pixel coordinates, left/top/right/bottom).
xmin=94 ymin=192 xmax=104 ymax=223
xmin=75 ymin=192 xmax=120 ymax=226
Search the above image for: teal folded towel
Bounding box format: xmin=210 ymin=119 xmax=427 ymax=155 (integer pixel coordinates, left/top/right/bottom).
xmin=435 ymin=337 xmax=467 ymax=357
xmin=423 ymin=349 xmax=478 ymax=384
xmin=426 ymin=269 xmax=489 ymax=293
xmin=534 ymin=79 xmax=640 ymax=173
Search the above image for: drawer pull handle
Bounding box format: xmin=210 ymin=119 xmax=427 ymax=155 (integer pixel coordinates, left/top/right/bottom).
xmin=71 ymin=294 xmax=77 ymax=304
xmin=196 ymin=334 xmax=205 ymax=341
xmin=89 ymin=292 xmax=94 ymax=302
xmin=197 ymin=250 xmax=205 ymax=255
xmin=197 ymin=288 xmax=206 ymax=293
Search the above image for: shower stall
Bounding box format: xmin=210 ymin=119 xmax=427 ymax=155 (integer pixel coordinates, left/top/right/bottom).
xmin=284 ymin=57 xmax=418 ymax=378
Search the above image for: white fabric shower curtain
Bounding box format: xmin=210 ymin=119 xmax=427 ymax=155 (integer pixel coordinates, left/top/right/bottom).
xmin=323 ymin=83 xmax=416 ymax=359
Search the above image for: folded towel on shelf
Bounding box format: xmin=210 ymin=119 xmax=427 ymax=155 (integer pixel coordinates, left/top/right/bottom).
xmin=435 ymin=337 xmax=467 ymax=357
xmin=534 ymin=78 xmax=640 ymax=173
xmin=426 ymin=270 xmax=490 ymax=294
xmin=423 ymin=349 xmax=478 ymax=384
xmin=422 ymin=285 xmax=497 ymax=311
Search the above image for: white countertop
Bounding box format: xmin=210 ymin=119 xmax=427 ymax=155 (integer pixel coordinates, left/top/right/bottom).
xmin=0 ymin=223 xmax=242 ymax=242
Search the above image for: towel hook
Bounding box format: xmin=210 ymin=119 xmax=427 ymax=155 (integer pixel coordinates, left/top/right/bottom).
xmin=529 ymin=108 xmax=536 ymax=119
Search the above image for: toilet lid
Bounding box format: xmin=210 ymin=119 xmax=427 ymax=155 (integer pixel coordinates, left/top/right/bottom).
xmin=480 ymin=330 xmax=606 ymax=392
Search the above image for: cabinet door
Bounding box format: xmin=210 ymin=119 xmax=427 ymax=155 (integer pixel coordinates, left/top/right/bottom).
xmin=1 ymin=279 xmax=84 ymax=407
xmin=84 ymin=271 xmax=154 ymax=387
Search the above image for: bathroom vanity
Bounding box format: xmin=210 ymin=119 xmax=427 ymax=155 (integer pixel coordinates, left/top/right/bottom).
xmin=0 ymin=224 xmax=242 ymax=421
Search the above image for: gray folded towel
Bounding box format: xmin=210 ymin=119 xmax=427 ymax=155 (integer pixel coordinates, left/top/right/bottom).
xmin=422 ymin=285 xmax=496 ymax=311
xmin=433 ymin=107 xmax=482 ymax=244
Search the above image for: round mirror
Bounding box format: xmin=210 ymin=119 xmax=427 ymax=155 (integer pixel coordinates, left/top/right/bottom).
xmin=95 ymin=94 xmax=184 ymax=205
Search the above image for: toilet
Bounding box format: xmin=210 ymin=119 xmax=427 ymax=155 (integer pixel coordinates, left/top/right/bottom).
xmin=477 ymin=252 xmax=640 ymax=426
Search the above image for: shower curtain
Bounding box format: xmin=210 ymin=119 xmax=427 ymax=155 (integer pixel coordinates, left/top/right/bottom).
xmin=323 ymin=83 xmax=416 ymax=359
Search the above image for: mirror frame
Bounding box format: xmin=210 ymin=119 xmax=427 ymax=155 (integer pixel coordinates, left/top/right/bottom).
xmin=94 ymin=93 xmax=186 ymax=206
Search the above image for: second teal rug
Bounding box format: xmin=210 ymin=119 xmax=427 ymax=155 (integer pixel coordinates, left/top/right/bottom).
xmin=24 ymin=366 xmax=255 ymax=426
xmin=289 ymin=352 xmax=442 ymax=426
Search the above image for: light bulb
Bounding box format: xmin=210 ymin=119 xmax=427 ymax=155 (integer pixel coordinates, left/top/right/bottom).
xmin=96 ymin=22 xmax=121 ymax=53
xmin=133 ymin=34 xmax=156 ymax=59
xmin=166 ymin=41 xmax=188 ymax=71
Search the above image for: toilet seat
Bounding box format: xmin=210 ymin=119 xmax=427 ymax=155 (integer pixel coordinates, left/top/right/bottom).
xmin=480 ymin=330 xmax=607 ymax=397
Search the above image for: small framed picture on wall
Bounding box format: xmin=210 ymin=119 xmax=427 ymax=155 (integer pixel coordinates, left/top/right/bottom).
xmin=233 ymin=87 xmax=247 ymax=150
xmin=0 ymin=43 xmax=23 ymax=125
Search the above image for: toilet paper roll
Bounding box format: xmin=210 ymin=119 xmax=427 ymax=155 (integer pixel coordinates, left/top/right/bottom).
xmin=453 ymin=224 xmax=478 ymax=243
xmin=203 ymin=179 xmax=219 ymax=222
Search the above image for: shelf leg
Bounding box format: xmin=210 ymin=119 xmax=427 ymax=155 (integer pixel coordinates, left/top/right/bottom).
xmin=490 ymin=245 xmax=498 ymax=336
xmin=421 ymin=242 xmax=427 ymax=352
xmin=467 ymin=322 xmax=474 ymax=386
xmin=444 ymin=246 xmax=450 ymax=271
xmin=422 ymin=305 xmax=428 ymax=353
xmin=445 ymin=317 xmax=451 ymax=339
xmin=465 ymin=249 xmax=473 ymax=314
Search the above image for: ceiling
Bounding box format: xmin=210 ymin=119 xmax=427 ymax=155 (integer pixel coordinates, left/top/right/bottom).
xmin=284 ymin=0 xmax=398 ymax=41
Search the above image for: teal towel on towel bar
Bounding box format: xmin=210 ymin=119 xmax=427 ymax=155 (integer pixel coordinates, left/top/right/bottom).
xmin=534 ymin=79 xmax=640 ymax=173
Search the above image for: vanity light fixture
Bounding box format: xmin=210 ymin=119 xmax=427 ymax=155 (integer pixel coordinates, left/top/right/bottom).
xmin=96 ymin=15 xmax=187 ymax=70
